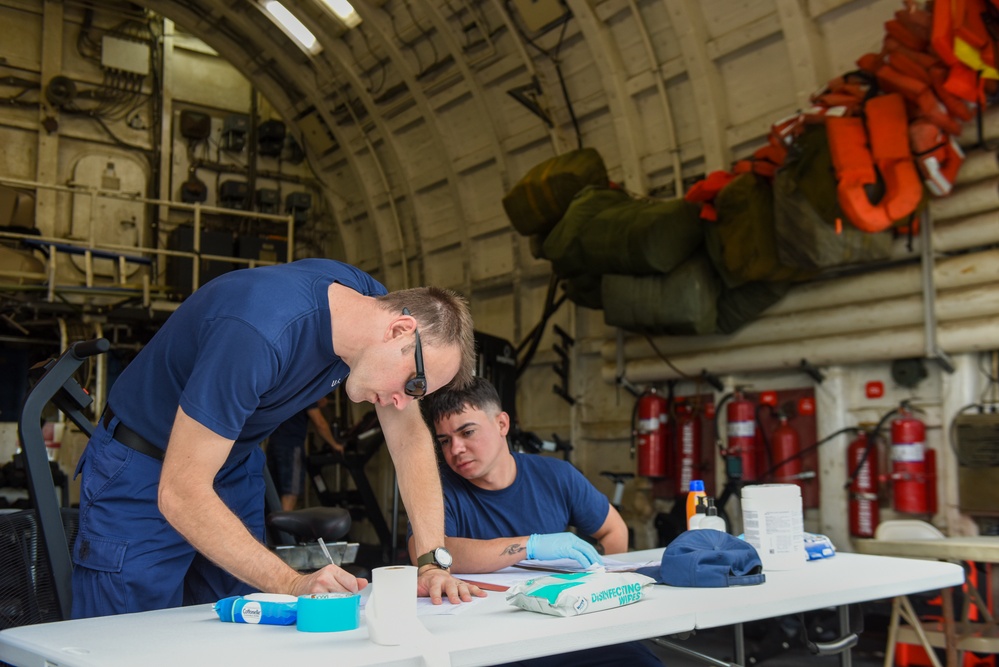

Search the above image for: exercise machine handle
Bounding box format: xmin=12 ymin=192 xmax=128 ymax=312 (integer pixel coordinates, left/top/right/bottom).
xmin=70 ymin=338 xmax=110 ymax=360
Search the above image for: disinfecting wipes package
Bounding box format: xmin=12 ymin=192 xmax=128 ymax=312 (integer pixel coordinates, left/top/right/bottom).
xmin=506 ymin=571 xmax=655 ymax=617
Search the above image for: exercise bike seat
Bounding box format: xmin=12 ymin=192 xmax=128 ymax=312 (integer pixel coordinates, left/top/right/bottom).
xmin=267 ymin=507 xmax=351 ymax=544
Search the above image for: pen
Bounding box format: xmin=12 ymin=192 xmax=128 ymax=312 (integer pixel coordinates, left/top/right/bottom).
xmin=318 ymin=537 xmax=335 ymax=566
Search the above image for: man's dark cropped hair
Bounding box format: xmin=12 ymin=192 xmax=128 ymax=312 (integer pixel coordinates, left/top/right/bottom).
xmin=420 ymin=376 xmax=503 ymax=432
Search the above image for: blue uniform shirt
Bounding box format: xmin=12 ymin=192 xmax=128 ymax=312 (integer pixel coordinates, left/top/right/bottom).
xmin=107 ymin=259 xmax=385 ymax=465
xmin=439 ymin=452 xmax=609 ymax=539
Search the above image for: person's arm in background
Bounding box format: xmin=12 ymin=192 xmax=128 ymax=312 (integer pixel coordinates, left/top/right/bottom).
xmin=376 ymin=401 xmax=485 ymax=603
xmin=158 ymin=406 xmax=365 ymax=596
xmin=590 ymin=503 xmax=628 ymax=556
xmin=306 ymin=406 xmax=343 ymax=454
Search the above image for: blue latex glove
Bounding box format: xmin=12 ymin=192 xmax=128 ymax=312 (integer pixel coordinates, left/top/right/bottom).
xmin=526 ymin=533 xmax=603 ymax=569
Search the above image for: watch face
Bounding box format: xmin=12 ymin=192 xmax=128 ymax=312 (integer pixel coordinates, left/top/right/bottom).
xmin=435 ymin=547 xmax=453 ymax=569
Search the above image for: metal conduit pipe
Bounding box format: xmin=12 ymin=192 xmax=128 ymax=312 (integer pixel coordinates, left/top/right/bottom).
xmin=954 ymin=149 xmax=999 ymax=186
xmin=600 ymin=248 xmax=999 ymax=361
xmin=928 ymin=178 xmax=999 ymax=222
xmin=601 ymin=313 xmax=999 ymax=384
xmin=932 ymin=210 xmax=999 ymax=253
xmin=605 ymin=282 xmax=999 ymax=358
xmin=890 ymin=209 xmax=999 ymax=259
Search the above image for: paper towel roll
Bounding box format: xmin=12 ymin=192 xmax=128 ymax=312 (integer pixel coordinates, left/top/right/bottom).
xmin=366 ymin=565 xmax=450 ymax=667
xmin=366 ymin=566 xmax=418 ymax=645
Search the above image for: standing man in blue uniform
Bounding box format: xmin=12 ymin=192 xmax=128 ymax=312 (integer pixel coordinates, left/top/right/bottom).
xmin=410 ymin=377 xmax=663 ymax=667
xmin=72 ymin=259 xmax=484 ymax=618
xmin=267 ymin=397 xmax=341 ymax=511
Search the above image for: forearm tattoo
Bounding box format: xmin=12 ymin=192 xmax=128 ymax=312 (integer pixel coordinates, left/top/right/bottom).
xmin=500 ymin=543 xmax=526 ymax=556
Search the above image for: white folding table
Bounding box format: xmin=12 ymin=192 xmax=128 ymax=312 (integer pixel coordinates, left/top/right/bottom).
xmin=0 ymin=551 xmax=963 ymax=667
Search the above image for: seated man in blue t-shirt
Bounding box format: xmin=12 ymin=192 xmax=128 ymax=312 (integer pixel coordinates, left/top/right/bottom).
xmin=409 ymin=377 xmax=663 ymax=667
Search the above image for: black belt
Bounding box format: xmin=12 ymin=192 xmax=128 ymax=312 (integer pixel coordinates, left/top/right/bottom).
xmin=102 ymin=406 xmax=165 ymax=461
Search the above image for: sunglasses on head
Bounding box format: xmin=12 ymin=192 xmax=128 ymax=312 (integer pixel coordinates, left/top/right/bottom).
xmin=402 ymin=308 xmax=427 ymax=398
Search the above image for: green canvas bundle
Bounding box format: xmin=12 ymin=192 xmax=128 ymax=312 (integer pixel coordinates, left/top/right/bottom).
xmin=774 ymin=126 xmax=893 ymax=271
xmin=601 ymin=252 xmax=720 ymax=335
xmin=706 ymin=172 xmax=814 ymax=288
xmin=543 ymin=186 xmax=703 ymax=279
xmin=502 ymin=148 xmax=609 ymax=237
xmin=716 ymin=281 xmax=791 ymax=335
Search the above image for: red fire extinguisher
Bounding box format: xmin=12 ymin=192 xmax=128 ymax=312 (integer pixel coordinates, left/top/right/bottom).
xmin=891 ymin=407 xmax=934 ymax=514
xmin=673 ymin=400 xmax=701 ymax=495
xmin=848 ymin=431 xmax=879 ymax=538
xmin=634 ymin=388 xmax=667 ymax=477
xmin=770 ymin=414 xmax=802 ymax=486
xmin=725 ymin=391 xmax=757 ymax=481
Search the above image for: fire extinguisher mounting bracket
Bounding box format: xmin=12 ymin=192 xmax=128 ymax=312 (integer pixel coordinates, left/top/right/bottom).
xmin=799 ymin=359 xmax=825 ymax=384
xmin=699 ymin=370 xmax=723 ymax=392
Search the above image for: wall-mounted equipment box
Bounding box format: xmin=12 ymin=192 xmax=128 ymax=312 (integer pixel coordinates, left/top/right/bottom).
xmin=221 ymin=114 xmax=249 ymax=152
xmin=236 ymin=236 xmax=288 ymax=265
xmin=258 ymin=120 xmax=286 ymax=157
xmin=955 ymin=413 xmax=999 ymax=516
xmin=166 ymin=226 xmax=234 ymax=297
xmin=101 ymin=35 xmax=150 ymax=76
xmin=285 ymin=191 xmax=312 ymax=225
xmin=219 ymin=180 xmax=249 ymax=210
xmin=255 ymin=188 xmax=280 ymax=214
xmin=179 ymin=111 xmax=212 ymax=141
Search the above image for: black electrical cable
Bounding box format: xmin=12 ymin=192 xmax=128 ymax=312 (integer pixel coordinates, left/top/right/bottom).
xmin=503 ymin=0 xmax=583 ymax=148
xmin=75 ymin=109 xmax=156 ymax=156
xmin=351 ymin=27 xmax=388 ymax=96
xmin=515 ymin=273 xmax=566 ymax=377
xmin=642 ymin=335 xmax=695 ymax=382
xmin=761 ymin=426 xmax=860 ymax=482
xmin=389 ymin=3 xmax=425 ymax=75
xmin=549 ymin=15 xmax=581 ymax=150
xmin=842 ymin=406 xmax=900 ymax=490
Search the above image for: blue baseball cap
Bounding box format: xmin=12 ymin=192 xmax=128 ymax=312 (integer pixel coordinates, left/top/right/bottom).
xmin=637 ymin=530 xmax=766 ymax=588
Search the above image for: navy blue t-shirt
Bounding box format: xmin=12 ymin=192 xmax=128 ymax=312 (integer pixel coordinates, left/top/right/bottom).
xmin=107 ymin=259 xmax=385 ymax=464
xmin=439 ymin=452 xmax=609 ymax=539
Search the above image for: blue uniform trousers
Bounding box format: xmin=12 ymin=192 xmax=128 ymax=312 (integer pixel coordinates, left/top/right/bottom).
xmin=71 ymin=414 xmax=264 ymax=618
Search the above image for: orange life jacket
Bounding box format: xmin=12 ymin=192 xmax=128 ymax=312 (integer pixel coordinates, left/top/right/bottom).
xmin=827 ymin=93 xmax=924 ymax=232
xmin=772 ymin=73 xmax=872 ymax=145
xmin=875 ymin=59 xmax=965 ymax=135
xmin=931 ymin=0 xmax=999 ymax=102
xmin=733 ymin=142 xmax=787 ymax=179
xmin=909 ymin=119 xmax=966 ymax=196
xmin=684 ymin=170 xmax=737 ymax=221
xmin=886 ymin=7 xmax=933 ymax=51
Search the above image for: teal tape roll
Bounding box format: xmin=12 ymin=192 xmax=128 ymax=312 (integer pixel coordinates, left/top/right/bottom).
xmin=296 ymin=593 xmax=360 ymax=633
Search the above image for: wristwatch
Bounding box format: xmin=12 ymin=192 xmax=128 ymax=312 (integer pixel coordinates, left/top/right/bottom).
xmin=417 ymin=546 xmax=453 ymax=571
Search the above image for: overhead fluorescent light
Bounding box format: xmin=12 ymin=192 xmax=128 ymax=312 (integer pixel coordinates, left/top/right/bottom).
xmin=320 ymin=0 xmax=362 ymax=29
xmin=262 ymin=1 xmax=322 ymax=54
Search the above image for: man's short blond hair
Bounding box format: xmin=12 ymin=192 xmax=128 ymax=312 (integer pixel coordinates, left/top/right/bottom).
xmin=377 ymin=287 xmax=474 ymax=390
